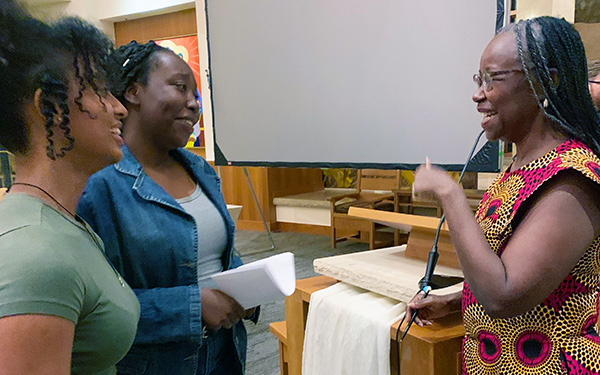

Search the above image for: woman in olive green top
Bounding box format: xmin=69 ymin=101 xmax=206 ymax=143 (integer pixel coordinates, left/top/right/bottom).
xmin=0 ymin=5 xmax=139 ymax=375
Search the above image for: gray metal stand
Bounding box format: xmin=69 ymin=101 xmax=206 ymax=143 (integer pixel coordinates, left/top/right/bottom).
xmin=240 ymin=167 xmax=276 ymax=255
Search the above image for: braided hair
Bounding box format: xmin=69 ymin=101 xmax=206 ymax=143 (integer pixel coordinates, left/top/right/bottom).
xmin=108 ymin=40 xmax=172 ymax=105
xmin=506 ymin=17 xmax=600 ymax=156
xmin=0 ymin=0 xmax=53 ymax=154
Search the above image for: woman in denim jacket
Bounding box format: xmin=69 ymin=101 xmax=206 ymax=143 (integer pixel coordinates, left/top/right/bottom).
xmin=77 ymin=41 xmax=258 ymax=375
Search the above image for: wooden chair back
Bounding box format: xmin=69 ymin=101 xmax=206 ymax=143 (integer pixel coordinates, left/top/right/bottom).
xmin=356 ymin=169 xmax=401 ymax=192
xmin=330 ymin=169 xmax=402 ymax=249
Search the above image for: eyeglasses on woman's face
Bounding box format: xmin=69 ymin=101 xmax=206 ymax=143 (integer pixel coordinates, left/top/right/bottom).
xmin=473 ymin=69 xmax=524 ymax=91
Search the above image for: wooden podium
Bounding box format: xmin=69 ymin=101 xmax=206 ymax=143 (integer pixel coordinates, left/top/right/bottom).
xmin=347 ymin=207 xmax=464 ymax=374
xmin=277 ymin=276 xmax=465 ymax=375
xmin=270 ymin=209 xmax=466 ymax=375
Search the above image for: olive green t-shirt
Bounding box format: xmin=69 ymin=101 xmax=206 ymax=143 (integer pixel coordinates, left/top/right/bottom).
xmin=0 ymin=194 xmax=140 ymax=375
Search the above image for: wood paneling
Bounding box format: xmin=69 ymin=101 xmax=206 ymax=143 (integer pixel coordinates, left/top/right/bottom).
xmin=218 ymin=166 xmax=323 ymax=231
xmin=114 ymin=8 xmax=197 ymax=46
xmin=218 ymin=166 xmax=272 ymax=228
xmin=267 ymin=168 xmax=324 ymax=228
xmin=186 ymin=151 xmax=325 ymax=232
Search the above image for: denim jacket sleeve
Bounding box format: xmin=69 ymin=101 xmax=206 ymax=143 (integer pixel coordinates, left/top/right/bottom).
xmin=132 ymin=284 xmax=203 ymax=344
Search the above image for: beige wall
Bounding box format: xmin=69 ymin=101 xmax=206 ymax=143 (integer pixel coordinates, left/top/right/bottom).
xmin=26 ymin=0 xmax=115 ymax=39
xmin=575 ymin=23 xmax=600 ymax=61
xmin=517 ymin=0 xmax=575 ymax=22
xmin=515 ymin=1 xmax=600 ymax=62
xmin=25 ymin=0 xmax=194 ymax=42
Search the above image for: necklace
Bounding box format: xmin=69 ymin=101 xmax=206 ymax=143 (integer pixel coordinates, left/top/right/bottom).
xmin=11 ymin=182 xmax=78 ymax=219
xmin=9 ymin=182 xmax=127 ymax=288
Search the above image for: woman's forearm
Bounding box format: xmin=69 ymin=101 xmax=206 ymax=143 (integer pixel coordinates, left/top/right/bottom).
xmin=437 ymin=186 xmax=512 ymax=316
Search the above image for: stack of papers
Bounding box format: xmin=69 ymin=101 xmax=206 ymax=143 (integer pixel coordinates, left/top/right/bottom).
xmin=211 ymin=252 xmax=296 ymax=309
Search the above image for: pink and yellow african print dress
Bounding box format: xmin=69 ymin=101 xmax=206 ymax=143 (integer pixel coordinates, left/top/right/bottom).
xmin=462 ymin=139 xmax=600 ymax=375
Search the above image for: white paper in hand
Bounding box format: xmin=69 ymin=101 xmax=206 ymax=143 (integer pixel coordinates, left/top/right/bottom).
xmin=211 ymin=252 xmax=296 ymax=309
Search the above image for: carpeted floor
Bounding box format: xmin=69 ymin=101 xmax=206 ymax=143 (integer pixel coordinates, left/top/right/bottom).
xmin=235 ymin=230 xmax=369 ymax=375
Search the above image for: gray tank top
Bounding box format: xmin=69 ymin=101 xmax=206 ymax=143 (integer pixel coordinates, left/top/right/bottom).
xmin=176 ymin=184 xmax=227 ymax=287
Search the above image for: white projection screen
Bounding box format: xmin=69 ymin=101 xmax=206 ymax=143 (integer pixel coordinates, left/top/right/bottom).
xmin=200 ymin=0 xmax=500 ymax=170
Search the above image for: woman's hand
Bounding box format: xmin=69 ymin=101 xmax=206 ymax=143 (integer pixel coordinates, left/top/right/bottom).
xmin=201 ymin=289 xmax=246 ymax=330
xmin=405 ymin=291 xmax=461 ymax=327
xmin=412 ymin=158 xmax=461 ymax=203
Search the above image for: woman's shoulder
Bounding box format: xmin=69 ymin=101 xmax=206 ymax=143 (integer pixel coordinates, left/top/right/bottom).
xmin=554 ymin=139 xmax=600 ymax=185
xmin=0 ymin=223 xmax=86 ymax=322
xmin=511 ymin=138 xmax=600 ymax=192
xmin=0 ymin=208 xmax=86 ymax=287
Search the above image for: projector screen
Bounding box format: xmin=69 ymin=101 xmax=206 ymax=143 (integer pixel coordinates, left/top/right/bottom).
xmin=200 ymin=0 xmax=500 ymax=171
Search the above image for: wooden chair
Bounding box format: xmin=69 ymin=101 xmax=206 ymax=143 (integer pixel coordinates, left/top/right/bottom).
xmin=394 ymin=188 xmax=443 ymax=216
xmin=269 ymin=321 xmax=289 ymax=375
xmin=0 ymin=188 xmax=6 ymax=201
xmin=329 ymin=169 xmax=402 ymax=249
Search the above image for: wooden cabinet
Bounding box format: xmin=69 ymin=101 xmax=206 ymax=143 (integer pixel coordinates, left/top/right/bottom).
xmin=393 ymin=314 xmax=464 ymax=375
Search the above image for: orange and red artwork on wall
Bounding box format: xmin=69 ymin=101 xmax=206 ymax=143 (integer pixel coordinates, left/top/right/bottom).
xmin=156 ymin=36 xmax=204 ymax=147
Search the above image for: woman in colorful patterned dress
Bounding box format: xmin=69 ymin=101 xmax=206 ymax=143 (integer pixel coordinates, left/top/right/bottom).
xmin=406 ymin=17 xmax=600 ymax=374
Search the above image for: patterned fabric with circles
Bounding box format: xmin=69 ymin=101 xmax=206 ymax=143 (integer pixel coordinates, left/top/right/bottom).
xmin=462 ymin=139 xmax=600 ymax=374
